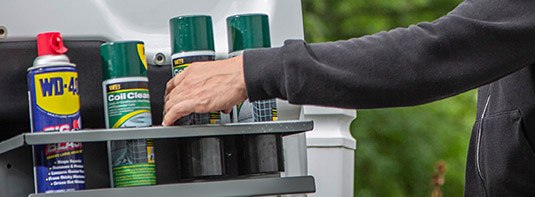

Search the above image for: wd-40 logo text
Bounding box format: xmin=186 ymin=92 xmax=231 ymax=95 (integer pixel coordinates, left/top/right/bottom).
xmin=39 ymin=76 xmax=78 ymax=97
xmin=34 ymin=72 xmax=80 ymax=115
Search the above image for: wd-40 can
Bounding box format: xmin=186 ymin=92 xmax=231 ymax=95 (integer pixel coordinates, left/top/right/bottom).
xmin=170 ymin=15 xmax=225 ymax=179
xmin=101 ymin=41 xmax=156 ymax=187
xmin=28 ymin=32 xmax=85 ymax=193
xmin=227 ymin=14 xmax=284 ymax=175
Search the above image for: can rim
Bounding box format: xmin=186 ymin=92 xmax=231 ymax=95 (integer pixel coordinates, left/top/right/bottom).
xmin=170 ymin=14 xmax=211 ymax=21
xmin=100 ymin=40 xmax=144 ymax=48
xmin=102 ymin=76 xmax=149 ymax=84
xmin=226 ymin=13 xmax=268 ymax=19
xmin=27 ymin=62 xmax=76 ymax=71
xmin=171 ymin=50 xmax=215 ymax=59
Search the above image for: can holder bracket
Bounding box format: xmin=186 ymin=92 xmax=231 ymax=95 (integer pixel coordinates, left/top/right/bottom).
xmin=0 ymin=120 xmax=315 ymax=197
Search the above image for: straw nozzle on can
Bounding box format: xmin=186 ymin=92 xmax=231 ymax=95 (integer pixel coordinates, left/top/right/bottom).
xmin=37 ymin=32 xmax=68 ymax=56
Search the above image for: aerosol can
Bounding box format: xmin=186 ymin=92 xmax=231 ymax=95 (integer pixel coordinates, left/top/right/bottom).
xmin=28 ymin=32 xmax=85 ymax=193
xmin=169 ymin=15 xmax=225 ymax=179
xmin=227 ymin=14 xmax=284 ymax=175
xmin=101 ymin=41 xmax=156 ymax=187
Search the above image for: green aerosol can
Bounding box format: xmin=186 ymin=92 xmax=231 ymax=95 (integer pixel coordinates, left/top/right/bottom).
xmin=101 ymin=41 xmax=156 ymax=187
xmin=227 ymin=14 xmax=284 ymax=175
xmin=170 ymin=15 xmax=225 ymax=179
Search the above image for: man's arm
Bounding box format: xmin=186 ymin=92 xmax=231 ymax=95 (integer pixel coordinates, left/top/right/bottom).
xmin=245 ymin=0 xmax=535 ymax=109
xmin=163 ymin=0 xmax=535 ymax=125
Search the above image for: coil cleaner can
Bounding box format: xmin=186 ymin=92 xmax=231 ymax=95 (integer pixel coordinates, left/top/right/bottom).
xmin=227 ymin=14 xmax=284 ymax=175
xmin=169 ymin=15 xmax=225 ymax=179
xmin=169 ymin=15 xmax=220 ymax=125
xmin=28 ymin=32 xmax=85 ymax=193
xmin=101 ymin=41 xmax=156 ymax=187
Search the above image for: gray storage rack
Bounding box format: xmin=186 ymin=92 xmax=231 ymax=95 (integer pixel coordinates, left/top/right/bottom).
xmin=0 ymin=120 xmax=315 ymax=197
xmin=0 ymin=120 xmax=313 ymax=153
xmin=29 ymin=176 xmax=316 ymax=197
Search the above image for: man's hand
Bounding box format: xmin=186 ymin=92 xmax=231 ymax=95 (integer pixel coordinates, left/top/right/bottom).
xmin=162 ymin=55 xmax=247 ymax=126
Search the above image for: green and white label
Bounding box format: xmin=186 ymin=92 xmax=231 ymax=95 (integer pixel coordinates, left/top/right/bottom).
xmin=172 ymin=54 xmax=214 ymax=76
xmin=105 ymin=81 xmax=151 ymax=128
xmin=103 ymin=78 xmax=155 ymax=187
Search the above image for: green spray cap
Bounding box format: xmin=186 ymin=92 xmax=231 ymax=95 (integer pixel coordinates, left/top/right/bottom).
xmin=170 ymin=15 xmax=215 ymax=54
xmin=227 ymin=13 xmax=271 ymax=53
xmin=100 ymin=41 xmax=148 ymax=81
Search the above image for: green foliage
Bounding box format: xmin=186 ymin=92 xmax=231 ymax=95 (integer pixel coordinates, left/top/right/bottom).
xmin=301 ymin=0 xmax=475 ymax=196
xmin=351 ymin=92 xmax=475 ymax=196
xmin=303 ymin=0 xmax=462 ymax=42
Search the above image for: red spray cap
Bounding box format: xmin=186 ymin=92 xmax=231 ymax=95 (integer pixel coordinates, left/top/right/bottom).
xmin=37 ymin=32 xmax=68 ymax=56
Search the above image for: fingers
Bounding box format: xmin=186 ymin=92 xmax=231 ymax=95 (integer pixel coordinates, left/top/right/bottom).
xmin=164 ymin=81 xmax=197 ymax=114
xmin=165 ymin=69 xmax=187 ymax=101
xmin=222 ymin=108 xmax=232 ymax=114
xmin=163 ymin=92 xmax=182 ymax=115
xmin=162 ymin=58 xmax=246 ymax=126
xmin=162 ymin=100 xmax=196 ymax=126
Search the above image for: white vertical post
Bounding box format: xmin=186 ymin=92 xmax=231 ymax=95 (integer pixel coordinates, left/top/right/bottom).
xmin=302 ymin=106 xmax=356 ymax=197
xmin=278 ymin=100 xmax=309 ymax=180
xmin=279 ymin=101 xmax=309 ymax=197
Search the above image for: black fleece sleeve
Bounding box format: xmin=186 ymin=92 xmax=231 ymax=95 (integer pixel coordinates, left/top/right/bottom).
xmin=243 ymin=0 xmax=535 ymax=109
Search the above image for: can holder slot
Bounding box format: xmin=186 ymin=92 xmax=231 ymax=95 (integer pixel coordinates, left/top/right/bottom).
xmin=0 ymin=120 xmax=315 ymax=197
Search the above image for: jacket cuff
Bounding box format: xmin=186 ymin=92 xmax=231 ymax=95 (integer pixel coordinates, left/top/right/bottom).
xmin=243 ymin=47 xmax=286 ymax=101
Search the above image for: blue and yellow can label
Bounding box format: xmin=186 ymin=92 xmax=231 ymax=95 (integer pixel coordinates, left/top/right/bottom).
xmin=34 ymin=71 xmax=80 ymax=115
xmin=28 ymin=66 xmax=85 ymax=193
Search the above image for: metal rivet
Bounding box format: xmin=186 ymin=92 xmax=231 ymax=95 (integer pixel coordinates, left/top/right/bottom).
xmin=0 ymin=26 xmax=6 ymax=39
xmin=154 ymin=52 xmax=166 ymax=66
xmin=6 ymin=163 xmax=12 ymax=169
